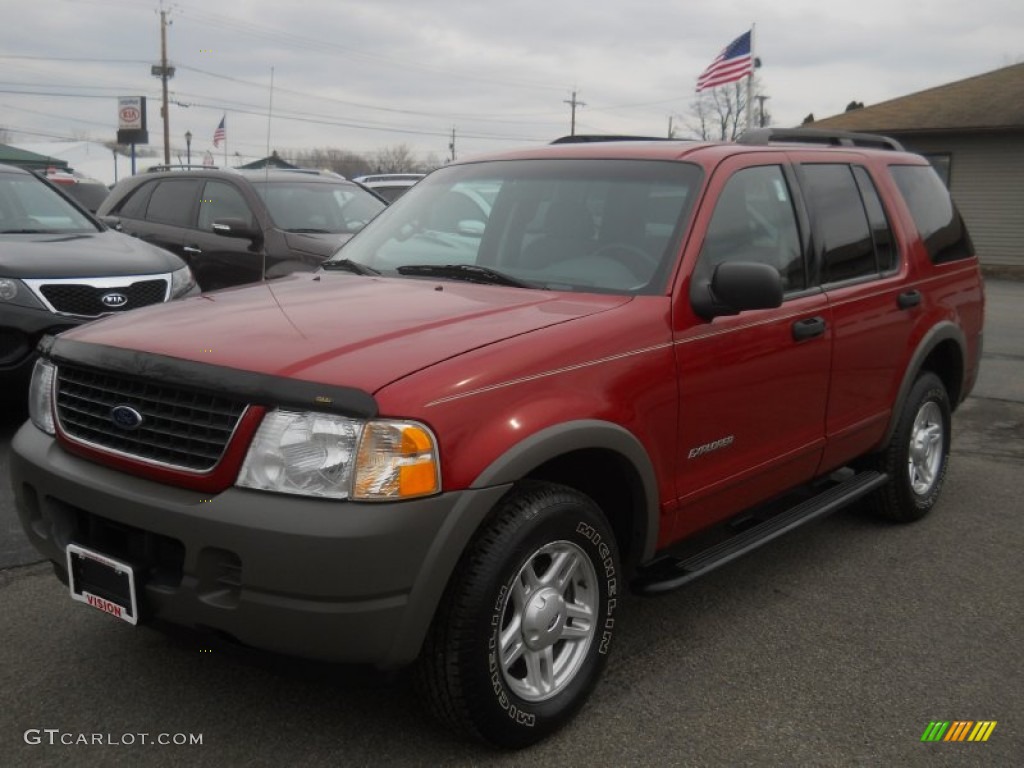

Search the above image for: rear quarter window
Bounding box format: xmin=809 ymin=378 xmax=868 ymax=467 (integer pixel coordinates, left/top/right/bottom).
xmin=889 ymin=165 xmax=973 ymax=264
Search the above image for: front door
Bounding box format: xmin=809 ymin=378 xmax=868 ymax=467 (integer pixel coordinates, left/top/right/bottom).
xmin=670 ymin=156 xmax=831 ymax=541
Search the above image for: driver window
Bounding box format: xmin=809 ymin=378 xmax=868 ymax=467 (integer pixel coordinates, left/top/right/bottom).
xmin=198 ymin=181 xmax=254 ymax=231
xmin=698 ymin=165 xmax=805 ymax=292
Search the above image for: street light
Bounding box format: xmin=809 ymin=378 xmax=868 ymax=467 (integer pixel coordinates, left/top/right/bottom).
xmin=185 ymin=130 xmax=192 ymax=166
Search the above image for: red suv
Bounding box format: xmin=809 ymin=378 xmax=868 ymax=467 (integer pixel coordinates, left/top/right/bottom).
xmin=11 ymin=129 xmax=984 ymax=748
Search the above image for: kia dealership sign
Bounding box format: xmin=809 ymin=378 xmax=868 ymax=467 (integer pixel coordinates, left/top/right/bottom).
xmin=117 ymin=96 xmax=148 ymax=144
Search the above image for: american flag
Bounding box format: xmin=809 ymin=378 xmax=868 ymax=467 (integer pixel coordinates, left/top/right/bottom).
xmin=696 ymin=31 xmax=754 ymax=92
xmin=213 ymin=116 xmax=226 ymax=148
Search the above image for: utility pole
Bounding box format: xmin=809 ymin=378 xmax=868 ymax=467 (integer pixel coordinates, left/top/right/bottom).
xmin=564 ymin=90 xmax=585 ymax=136
xmin=151 ymin=7 xmax=175 ymax=165
xmin=448 ymin=127 xmax=456 ymax=163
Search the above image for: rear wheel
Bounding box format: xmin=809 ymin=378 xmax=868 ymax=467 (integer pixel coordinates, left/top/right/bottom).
xmin=867 ymin=372 xmax=951 ymax=522
xmin=417 ymin=481 xmax=619 ymax=748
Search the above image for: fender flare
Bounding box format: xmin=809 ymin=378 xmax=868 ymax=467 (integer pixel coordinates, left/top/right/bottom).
xmin=882 ymin=321 xmax=966 ymax=446
xmin=471 ymin=419 xmax=661 ymax=564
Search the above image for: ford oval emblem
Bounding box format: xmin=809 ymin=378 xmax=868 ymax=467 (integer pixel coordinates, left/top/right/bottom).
xmin=110 ymin=405 xmax=144 ymax=430
xmin=101 ymin=292 xmax=129 ymax=308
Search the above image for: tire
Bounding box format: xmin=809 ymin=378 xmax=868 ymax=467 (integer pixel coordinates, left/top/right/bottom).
xmin=417 ymin=481 xmax=620 ymax=748
xmin=867 ymin=372 xmax=951 ymax=522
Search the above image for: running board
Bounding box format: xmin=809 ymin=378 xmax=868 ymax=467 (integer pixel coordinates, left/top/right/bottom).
xmin=634 ymin=471 xmax=888 ymax=595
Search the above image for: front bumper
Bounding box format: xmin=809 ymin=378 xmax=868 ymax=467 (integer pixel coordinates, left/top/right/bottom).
xmin=11 ymin=423 xmax=507 ymax=667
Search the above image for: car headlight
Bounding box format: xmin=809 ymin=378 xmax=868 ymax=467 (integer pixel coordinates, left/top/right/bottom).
xmin=0 ymin=277 xmax=46 ymax=309
xmin=237 ymin=410 xmax=440 ymax=501
xmin=169 ymin=265 xmax=197 ymax=298
xmin=29 ymin=358 xmax=57 ymax=435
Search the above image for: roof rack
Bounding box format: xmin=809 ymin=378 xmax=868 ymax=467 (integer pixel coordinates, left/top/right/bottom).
xmin=737 ymin=128 xmax=905 ymax=152
xmin=551 ymin=134 xmax=676 ymax=144
xmin=145 ymin=163 xmax=225 ymax=172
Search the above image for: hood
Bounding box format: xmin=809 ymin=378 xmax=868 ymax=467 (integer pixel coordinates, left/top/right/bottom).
xmin=282 ymin=231 xmax=355 ymax=257
xmin=0 ymin=230 xmax=184 ymax=279
xmin=66 ymin=273 xmax=630 ymax=394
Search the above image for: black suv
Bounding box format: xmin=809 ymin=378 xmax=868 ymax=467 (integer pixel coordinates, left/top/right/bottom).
xmin=97 ymin=168 xmax=387 ymax=291
xmin=0 ymin=163 xmax=197 ymax=388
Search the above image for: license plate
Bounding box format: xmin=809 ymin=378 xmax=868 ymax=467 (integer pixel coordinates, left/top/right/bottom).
xmin=66 ymin=543 xmax=139 ymax=625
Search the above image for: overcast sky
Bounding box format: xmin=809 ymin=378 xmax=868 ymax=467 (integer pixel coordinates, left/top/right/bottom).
xmin=2 ymin=0 xmax=1022 ymax=166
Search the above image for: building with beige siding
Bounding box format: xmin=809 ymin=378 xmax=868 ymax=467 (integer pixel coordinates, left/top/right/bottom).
xmin=808 ymin=63 xmax=1024 ymax=270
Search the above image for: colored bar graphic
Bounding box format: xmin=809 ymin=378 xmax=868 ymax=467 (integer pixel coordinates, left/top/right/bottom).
xmin=921 ymin=720 xmax=996 ymax=742
xmin=944 ymin=721 xmax=972 ymax=741
xmin=968 ymin=721 xmax=998 ymax=742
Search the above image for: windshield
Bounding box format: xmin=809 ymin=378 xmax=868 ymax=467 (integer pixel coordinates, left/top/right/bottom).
xmin=330 ymin=159 xmax=702 ymax=294
xmin=253 ymin=181 xmax=386 ymax=234
xmin=0 ymin=174 xmax=99 ymax=234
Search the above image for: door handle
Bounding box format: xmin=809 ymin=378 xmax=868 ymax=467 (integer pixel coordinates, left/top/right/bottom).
xmin=183 ymin=245 xmax=202 ymax=254
xmin=792 ymin=316 xmax=826 ymax=341
xmin=898 ymin=290 xmax=922 ymax=309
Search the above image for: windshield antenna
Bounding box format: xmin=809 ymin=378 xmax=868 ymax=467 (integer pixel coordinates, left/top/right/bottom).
xmin=263 ymin=65 xmax=275 ymax=282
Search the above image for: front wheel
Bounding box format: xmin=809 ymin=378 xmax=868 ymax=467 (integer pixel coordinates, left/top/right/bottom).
xmin=867 ymin=372 xmax=952 ymax=522
xmin=417 ymin=481 xmax=620 ymax=748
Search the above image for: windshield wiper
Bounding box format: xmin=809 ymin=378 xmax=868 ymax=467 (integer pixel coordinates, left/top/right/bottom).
xmin=396 ymin=264 xmax=534 ymax=288
xmin=286 ymin=228 xmax=333 ymax=234
xmin=320 ymin=258 xmax=380 ymax=275
xmin=0 ymin=228 xmax=45 ymax=234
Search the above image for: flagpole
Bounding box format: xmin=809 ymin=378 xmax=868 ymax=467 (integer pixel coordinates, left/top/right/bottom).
xmin=746 ymin=23 xmax=756 ymax=133
xmin=223 ymin=116 xmax=228 ymax=168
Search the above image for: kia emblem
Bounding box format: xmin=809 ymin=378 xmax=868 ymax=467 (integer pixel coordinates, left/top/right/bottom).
xmin=110 ymin=405 xmax=144 ymax=430
xmin=101 ymin=292 xmax=129 ymax=308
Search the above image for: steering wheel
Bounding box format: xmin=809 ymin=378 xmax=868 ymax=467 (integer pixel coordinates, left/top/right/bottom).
xmin=588 ymin=242 xmax=660 ymax=281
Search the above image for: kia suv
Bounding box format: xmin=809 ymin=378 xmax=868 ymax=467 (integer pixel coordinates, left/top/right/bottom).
xmin=0 ymin=163 xmax=196 ymax=389
xmin=97 ymin=168 xmax=387 ymax=291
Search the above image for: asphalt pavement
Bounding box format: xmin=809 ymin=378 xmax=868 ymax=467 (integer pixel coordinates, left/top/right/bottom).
xmin=1 ymin=279 xmax=1021 ymax=767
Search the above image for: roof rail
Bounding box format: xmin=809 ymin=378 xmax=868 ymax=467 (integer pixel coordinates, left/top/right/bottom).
xmin=737 ymin=128 xmax=905 ymax=152
xmin=551 ymin=134 xmax=676 ymax=144
xmin=145 ymin=163 xmax=224 ymax=172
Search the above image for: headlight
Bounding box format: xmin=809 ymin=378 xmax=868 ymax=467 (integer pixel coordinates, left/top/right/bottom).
xmin=29 ymin=358 xmax=56 ymax=435
xmin=0 ymin=278 xmax=46 ymax=309
xmin=169 ymin=265 xmax=197 ymax=298
xmin=237 ymin=409 xmax=440 ymax=501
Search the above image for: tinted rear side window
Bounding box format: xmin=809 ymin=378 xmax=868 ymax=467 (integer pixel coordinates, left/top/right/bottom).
xmin=801 ymin=164 xmax=875 ymax=283
xmin=114 ymin=180 xmax=156 ymax=220
xmin=145 ymin=179 xmax=200 ymax=226
xmin=851 ymin=166 xmax=896 ymax=273
xmin=890 ymin=165 xmax=973 ymax=264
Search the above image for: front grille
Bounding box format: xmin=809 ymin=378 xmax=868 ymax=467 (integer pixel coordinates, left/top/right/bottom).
xmin=40 ymin=279 xmax=168 ymax=316
xmin=56 ymin=364 xmax=247 ymax=472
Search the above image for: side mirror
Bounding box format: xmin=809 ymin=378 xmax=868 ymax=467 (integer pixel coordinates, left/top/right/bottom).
xmin=690 ymin=261 xmax=783 ymax=320
xmin=100 ymin=215 xmax=123 ymax=232
xmin=212 ymin=218 xmax=261 ymax=240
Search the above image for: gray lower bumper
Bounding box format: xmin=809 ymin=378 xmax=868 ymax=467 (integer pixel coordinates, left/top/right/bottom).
xmin=10 ymin=423 xmax=508 ymax=667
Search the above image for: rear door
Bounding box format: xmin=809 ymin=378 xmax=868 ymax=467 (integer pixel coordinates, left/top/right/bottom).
xmin=670 ymin=154 xmax=832 ymax=541
xmin=791 ymin=155 xmax=913 ymax=471
xmin=127 ymin=178 xmax=200 ymax=259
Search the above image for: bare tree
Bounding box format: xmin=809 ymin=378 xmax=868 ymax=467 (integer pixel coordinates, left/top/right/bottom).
xmin=0 ymin=126 xmax=12 ymax=144
xmin=687 ymin=79 xmax=765 ymax=141
xmin=372 ymin=144 xmax=418 ymax=174
xmin=281 ymin=148 xmax=372 ymax=179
